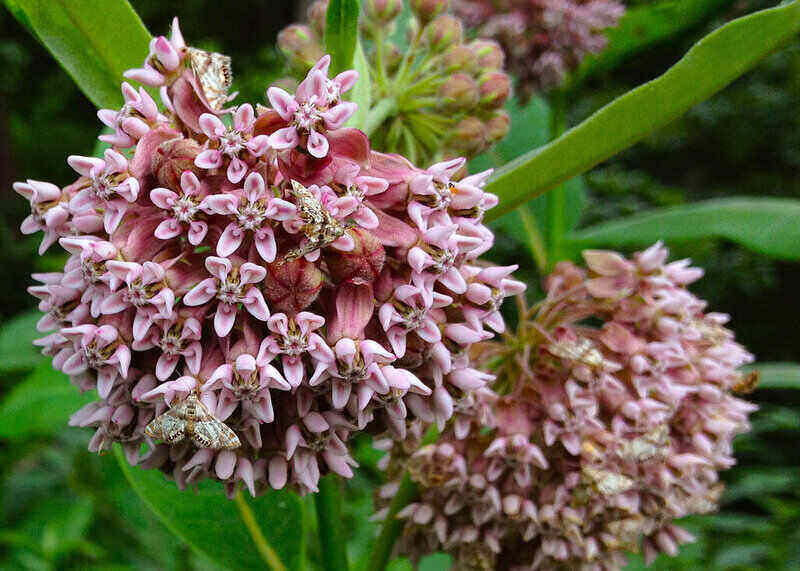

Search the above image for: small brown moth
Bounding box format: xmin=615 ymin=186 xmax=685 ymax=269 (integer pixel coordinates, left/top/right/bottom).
xmin=186 ymin=47 xmax=233 ymax=111
xmin=733 ymin=370 xmax=759 ymax=394
xmin=284 ymin=180 xmax=348 ymax=261
xmin=145 ymin=392 xmax=241 ymax=449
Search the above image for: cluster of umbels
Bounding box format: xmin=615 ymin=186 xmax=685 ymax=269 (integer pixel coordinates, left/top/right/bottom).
xmin=454 ymin=0 xmax=625 ymax=98
xmin=378 ymin=243 xmax=756 ymax=569
xmin=277 ymin=0 xmax=513 ymax=165
xmin=17 ymin=18 xmax=522 ymax=497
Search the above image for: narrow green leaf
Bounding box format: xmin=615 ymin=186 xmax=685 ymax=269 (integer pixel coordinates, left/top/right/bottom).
xmin=485 ymin=1 xmax=800 ymax=220
xmin=314 ymin=475 xmax=349 ymax=571
xmin=3 ymin=0 xmax=151 ymax=109
xmin=0 ymin=311 xmax=45 ymax=373
xmin=562 ymin=198 xmax=800 ymax=260
xmin=574 ymin=0 xmax=736 ymax=81
xmin=347 ymin=40 xmax=373 ymax=131
xmin=0 ymin=362 xmax=94 ymax=440
xmin=325 ymin=0 xmax=361 ymax=75
xmin=115 ymin=448 xmax=305 ymax=571
xmin=747 ymin=362 xmax=800 ymax=390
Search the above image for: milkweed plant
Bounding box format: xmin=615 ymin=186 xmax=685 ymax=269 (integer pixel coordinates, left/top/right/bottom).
xmin=8 ymin=0 xmax=800 ymax=569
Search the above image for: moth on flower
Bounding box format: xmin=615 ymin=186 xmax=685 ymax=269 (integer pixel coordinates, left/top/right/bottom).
xmin=284 ymin=180 xmax=349 ymax=262
xmin=145 ymin=392 xmax=241 ymax=449
xmin=186 ymin=47 xmax=234 ymax=111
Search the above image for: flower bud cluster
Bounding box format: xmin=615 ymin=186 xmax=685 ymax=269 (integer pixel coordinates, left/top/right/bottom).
xmin=379 ymin=243 xmax=756 ymax=569
xmin=454 ymin=0 xmax=626 ymax=98
xmin=16 ymin=18 xmax=520 ymax=497
xmin=277 ymin=0 xmax=513 ymax=165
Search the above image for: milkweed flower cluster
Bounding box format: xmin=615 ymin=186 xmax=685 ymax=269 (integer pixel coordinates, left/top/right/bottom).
xmin=454 ymin=0 xmax=625 ymax=97
xmin=277 ymin=0 xmax=513 ymax=164
xmin=16 ymin=18 xmax=521 ymax=497
xmin=379 ymin=243 xmax=756 ymax=569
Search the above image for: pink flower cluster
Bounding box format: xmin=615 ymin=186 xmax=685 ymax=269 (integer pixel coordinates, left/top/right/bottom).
xmin=380 ymin=243 xmax=755 ymax=569
xmin=17 ymin=19 xmax=520 ymax=497
xmin=454 ymin=0 xmax=625 ymax=96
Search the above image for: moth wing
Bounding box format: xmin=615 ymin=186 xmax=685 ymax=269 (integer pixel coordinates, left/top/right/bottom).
xmin=188 ymin=48 xmax=232 ymax=111
xmin=191 ymin=418 xmax=241 ymax=450
xmin=146 ymin=409 xmax=186 ymax=444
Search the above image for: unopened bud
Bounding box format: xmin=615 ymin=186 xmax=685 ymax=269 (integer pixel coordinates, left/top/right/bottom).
xmin=324 ymin=228 xmax=386 ymax=285
xmin=485 ymin=110 xmax=511 ymax=144
xmin=262 ymin=257 xmax=323 ymax=313
xmin=410 ymin=0 xmax=450 ymax=24
xmin=479 ymin=71 xmax=512 ymax=109
xmin=308 ymin=0 xmax=330 ymax=37
xmin=277 ymin=24 xmax=323 ymax=73
xmin=422 ymin=15 xmax=463 ymax=52
xmin=151 ymin=137 xmax=202 ymax=190
xmin=441 ymin=44 xmax=476 ymax=73
xmin=364 ymin=0 xmax=403 ymax=25
xmin=438 ymin=73 xmax=479 ymax=111
xmin=448 ymin=117 xmax=486 ymax=154
xmin=469 ymin=39 xmax=504 ymax=71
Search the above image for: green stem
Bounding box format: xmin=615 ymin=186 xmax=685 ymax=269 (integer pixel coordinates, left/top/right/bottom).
xmin=363 ymin=98 xmax=398 ymax=136
xmin=519 ymin=206 xmax=549 ymax=273
xmin=233 ymin=490 xmax=286 ymax=571
xmin=547 ymin=89 xmax=569 ymax=267
xmin=314 ymin=475 xmax=349 ymax=571
xmin=365 ymin=427 xmax=439 ymax=571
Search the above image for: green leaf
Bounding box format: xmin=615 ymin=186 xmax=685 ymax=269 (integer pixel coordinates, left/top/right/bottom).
xmin=3 ymin=0 xmax=151 ymax=109
xmin=747 ymin=362 xmax=800 ymax=390
xmin=0 ymin=311 xmax=45 ymax=373
xmin=562 ymin=198 xmax=800 ymax=260
xmin=0 ymin=362 xmax=94 ymax=440
xmin=484 ymin=1 xmax=800 ymax=221
xmin=115 ymin=448 xmax=305 ymax=571
xmin=347 ymin=40 xmax=372 ymax=131
xmin=325 ymin=0 xmax=361 ymax=75
xmin=574 ymin=0 xmax=737 ymax=81
xmin=314 ymin=475 xmax=349 ymax=571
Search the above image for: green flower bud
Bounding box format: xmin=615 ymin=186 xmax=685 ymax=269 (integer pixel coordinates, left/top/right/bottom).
xmin=479 ymin=71 xmax=512 ymax=109
xmin=423 ymin=15 xmax=463 ymax=53
xmin=441 ymin=44 xmax=476 ymax=73
xmin=469 ymin=39 xmax=505 ymax=71
xmin=409 ymin=0 xmax=450 ymax=24
xmin=447 ymin=116 xmax=487 ymax=154
xmin=438 ymin=73 xmax=479 ymax=111
xmin=277 ymin=24 xmax=323 ymax=73
xmin=308 ymin=0 xmax=329 ymax=37
xmin=364 ymin=0 xmax=403 ymax=25
xmin=485 ymin=110 xmax=511 ymax=144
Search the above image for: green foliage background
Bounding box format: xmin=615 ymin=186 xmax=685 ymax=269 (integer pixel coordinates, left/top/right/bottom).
xmin=0 ymin=1 xmax=799 ymax=569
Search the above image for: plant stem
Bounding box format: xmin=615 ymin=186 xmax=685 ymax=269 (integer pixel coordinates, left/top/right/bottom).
xmin=547 ymin=89 xmax=569 ymax=267
xmin=364 ymin=98 xmax=398 ymax=136
xmin=519 ymin=206 xmax=549 ymax=273
xmin=233 ymin=490 xmax=286 ymax=571
xmin=314 ymin=475 xmax=349 ymax=571
xmin=365 ymin=427 xmax=439 ymax=571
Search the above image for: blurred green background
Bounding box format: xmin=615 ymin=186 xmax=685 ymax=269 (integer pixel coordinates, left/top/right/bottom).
xmin=1 ymin=0 xmax=799 ymax=569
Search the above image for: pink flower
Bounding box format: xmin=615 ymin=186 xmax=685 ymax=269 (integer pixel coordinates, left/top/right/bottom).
xmin=150 ymin=171 xmax=211 ymax=245
xmin=68 ymin=149 xmax=140 ymax=233
xmin=14 ymin=180 xmax=70 ymax=254
xmin=258 ymin=312 xmax=334 ymax=388
xmin=60 ymin=324 xmax=131 ymax=398
xmin=195 ymin=104 xmax=270 ymax=183
xmin=183 ymin=256 xmax=270 ymax=336
xmin=266 ymin=59 xmax=358 ymax=158
xmin=124 ymin=17 xmax=186 ymax=86
xmin=98 ymin=82 xmax=164 ymax=148
xmin=202 ymin=172 xmax=296 ymax=261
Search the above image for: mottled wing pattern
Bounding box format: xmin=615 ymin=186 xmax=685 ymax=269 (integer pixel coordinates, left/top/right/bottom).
xmin=285 ymin=181 xmax=348 ymax=261
xmin=144 ymin=394 xmax=240 ymax=450
xmin=187 ymin=47 xmax=232 ymax=111
xmin=145 ymin=409 xmax=186 ymax=443
xmin=191 ymin=418 xmax=241 ymax=449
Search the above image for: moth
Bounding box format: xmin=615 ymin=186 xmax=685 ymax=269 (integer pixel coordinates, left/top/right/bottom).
xmin=619 ymin=425 xmax=670 ymax=462
xmin=733 ymin=370 xmax=759 ymax=394
xmin=145 ymin=392 xmax=241 ymax=449
xmin=186 ymin=47 xmax=233 ymax=111
xmin=284 ymin=180 xmax=348 ymax=261
xmin=547 ymin=338 xmax=610 ymax=368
